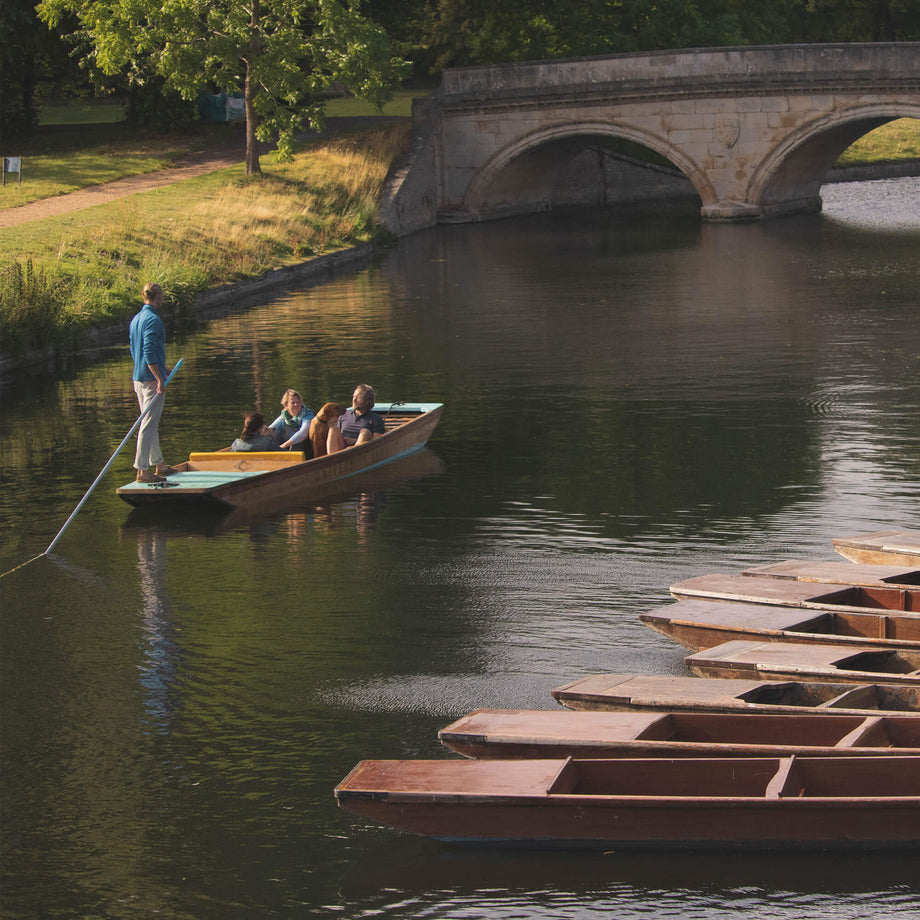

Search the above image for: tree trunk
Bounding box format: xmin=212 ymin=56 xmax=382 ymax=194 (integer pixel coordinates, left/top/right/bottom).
xmin=244 ymin=0 xmax=262 ymax=176
xmin=244 ymin=64 xmax=261 ymax=176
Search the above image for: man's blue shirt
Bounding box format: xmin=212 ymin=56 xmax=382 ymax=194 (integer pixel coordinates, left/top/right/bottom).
xmin=129 ymin=304 xmax=166 ymax=382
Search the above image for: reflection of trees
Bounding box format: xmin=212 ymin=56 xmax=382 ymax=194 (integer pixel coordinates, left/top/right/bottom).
xmin=135 ymin=530 xmax=180 ymax=734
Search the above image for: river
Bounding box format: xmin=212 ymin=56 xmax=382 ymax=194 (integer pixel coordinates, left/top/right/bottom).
xmin=2 ymin=178 xmax=919 ymax=919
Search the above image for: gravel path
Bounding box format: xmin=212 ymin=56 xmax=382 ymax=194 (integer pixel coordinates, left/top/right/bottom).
xmin=0 ymin=145 xmax=243 ymax=229
xmin=0 ymin=117 xmax=403 ymax=229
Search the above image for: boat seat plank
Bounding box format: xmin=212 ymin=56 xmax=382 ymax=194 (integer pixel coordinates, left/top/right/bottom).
xmin=765 ymin=756 xmax=803 ymax=798
xmin=833 ymin=716 xmax=886 ymax=748
xmin=189 ymin=451 xmax=307 ymax=463
xmin=817 ymin=686 xmax=885 ymax=709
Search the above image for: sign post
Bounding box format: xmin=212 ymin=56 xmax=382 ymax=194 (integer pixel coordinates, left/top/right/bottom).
xmin=2 ymin=157 xmax=22 ymax=186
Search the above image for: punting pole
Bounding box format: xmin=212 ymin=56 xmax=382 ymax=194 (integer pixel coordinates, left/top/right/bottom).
xmin=43 ymin=358 xmax=184 ymax=556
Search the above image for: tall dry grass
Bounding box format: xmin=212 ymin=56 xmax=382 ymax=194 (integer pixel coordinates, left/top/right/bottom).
xmin=0 ymin=124 xmax=410 ymax=358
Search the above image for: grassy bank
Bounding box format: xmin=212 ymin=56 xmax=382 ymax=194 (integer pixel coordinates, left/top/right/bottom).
xmin=836 ymin=118 xmax=920 ymax=166
xmin=0 ymin=122 xmax=410 ymax=359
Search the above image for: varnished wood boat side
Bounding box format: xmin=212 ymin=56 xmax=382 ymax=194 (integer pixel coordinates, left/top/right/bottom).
xmin=685 ymin=639 xmax=920 ymax=685
xmin=437 ymin=707 xmax=920 ymax=758
xmin=833 ymin=530 xmax=920 ymax=566
xmin=670 ymin=573 xmax=920 ymax=613
xmin=335 ymin=756 xmax=920 ymax=848
xmin=550 ymin=673 xmax=920 ymax=716
xmin=639 ymin=598 xmax=920 ymax=652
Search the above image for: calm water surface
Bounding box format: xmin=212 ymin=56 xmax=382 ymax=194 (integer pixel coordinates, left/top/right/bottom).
xmin=2 ymin=178 xmax=920 ymax=919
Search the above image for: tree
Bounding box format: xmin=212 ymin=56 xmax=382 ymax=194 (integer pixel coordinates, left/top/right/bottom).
xmin=0 ymin=0 xmax=81 ymax=139
xmin=38 ymin=0 xmax=408 ymax=174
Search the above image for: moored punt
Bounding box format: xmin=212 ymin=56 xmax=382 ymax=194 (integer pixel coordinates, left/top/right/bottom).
xmin=639 ymin=598 xmax=920 ymax=652
xmin=437 ymin=708 xmax=920 ymax=759
xmin=833 ymin=530 xmax=920 ymax=566
xmin=550 ymin=673 xmax=920 ymax=717
xmin=742 ymin=559 xmax=920 ymax=587
xmin=670 ymin=573 xmax=920 ymax=612
xmin=685 ymin=639 xmax=920 ymax=685
xmin=116 ymin=403 xmax=443 ymax=511
xmin=334 ymin=755 xmax=920 ymax=849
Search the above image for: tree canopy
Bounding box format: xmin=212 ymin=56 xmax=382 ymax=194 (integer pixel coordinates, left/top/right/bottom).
xmin=38 ymin=0 xmax=408 ymax=173
xmin=11 ymin=0 xmax=919 ymax=154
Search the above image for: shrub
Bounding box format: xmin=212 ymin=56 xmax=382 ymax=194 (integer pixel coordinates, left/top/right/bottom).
xmin=0 ymin=259 xmax=74 ymax=356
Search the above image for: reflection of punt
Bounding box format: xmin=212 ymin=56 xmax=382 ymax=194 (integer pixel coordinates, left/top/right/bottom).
xmin=670 ymin=573 xmax=920 ymax=612
xmin=550 ymin=673 xmax=920 ymax=718
xmin=437 ymin=708 xmax=920 ymax=759
xmin=742 ymin=559 xmax=920 ymax=587
xmin=116 ymin=403 xmax=442 ymax=511
xmin=833 ymin=530 xmax=920 ymax=566
xmin=639 ymin=598 xmax=920 ymax=651
xmin=334 ymin=756 xmax=920 ymax=849
xmin=685 ymin=639 xmax=920 ymax=685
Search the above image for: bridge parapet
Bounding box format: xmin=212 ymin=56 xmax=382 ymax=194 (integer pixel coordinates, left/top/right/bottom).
xmin=440 ymin=45 xmax=920 ymax=102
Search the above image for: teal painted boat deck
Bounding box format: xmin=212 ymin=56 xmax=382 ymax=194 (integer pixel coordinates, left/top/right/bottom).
xmin=117 ymin=470 xmax=266 ymax=495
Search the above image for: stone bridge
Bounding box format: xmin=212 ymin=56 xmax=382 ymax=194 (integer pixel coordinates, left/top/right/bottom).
xmin=381 ymin=43 xmax=920 ymax=232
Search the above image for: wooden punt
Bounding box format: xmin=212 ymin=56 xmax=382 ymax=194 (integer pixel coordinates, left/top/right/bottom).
xmin=833 ymin=530 xmax=920 ymax=566
xmin=437 ymin=708 xmax=920 ymax=759
xmin=670 ymin=573 xmax=920 ymax=612
xmin=334 ymin=755 xmax=920 ymax=849
xmin=116 ymin=403 xmax=443 ymax=511
xmin=742 ymin=559 xmax=920 ymax=587
xmin=685 ymin=639 xmax=920 ymax=685
xmin=639 ymin=598 xmax=920 ymax=652
xmin=550 ymin=673 xmax=920 ymax=717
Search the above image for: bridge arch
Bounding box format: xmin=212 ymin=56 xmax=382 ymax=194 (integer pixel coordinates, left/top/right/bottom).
xmin=463 ymin=122 xmax=714 ymax=217
xmin=749 ymin=105 xmax=920 ymax=217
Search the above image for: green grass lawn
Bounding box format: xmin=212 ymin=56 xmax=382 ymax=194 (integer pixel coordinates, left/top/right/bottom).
xmin=3 ymin=91 xmax=423 ymax=207
xmin=0 ymin=123 xmax=410 ymax=357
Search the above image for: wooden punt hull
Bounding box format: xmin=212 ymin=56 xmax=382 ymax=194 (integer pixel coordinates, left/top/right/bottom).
xmin=117 ymin=403 xmax=443 ymax=511
xmin=120 ymin=448 xmax=445 ymax=536
xmin=833 ymin=530 xmax=920 ymax=566
xmin=742 ymin=559 xmax=920 ymax=587
xmin=437 ymin=708 xmax=920 ymax=759
xmin=670 ymin=573 xmax=920 ymax=613
xmin=640 ymin=598 xmax=920 ymax=652
xmin=550 ymin=673 xmax=920 ymax=717
xmin=685 ymin=639 xmax=920 ymax=685
xmin=335 ymin=756 xmax=920 ymax=849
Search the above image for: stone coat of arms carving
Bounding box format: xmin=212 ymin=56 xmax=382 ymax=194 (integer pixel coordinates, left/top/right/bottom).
xmin=716 ymin=117 xmax=741 ymax=149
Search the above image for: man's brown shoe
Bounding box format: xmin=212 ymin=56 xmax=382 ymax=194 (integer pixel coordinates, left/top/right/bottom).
xmin=156 ymin=464 xmax=179 ymax=476
xmin=137 ymin=469 xmax=167 ymax=483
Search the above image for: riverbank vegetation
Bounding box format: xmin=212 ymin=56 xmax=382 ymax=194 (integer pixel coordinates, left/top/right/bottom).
xmin=0 ymin=122 xmax=409 ymax=358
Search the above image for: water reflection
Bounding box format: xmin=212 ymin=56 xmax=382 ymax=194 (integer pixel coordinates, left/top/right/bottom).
xmin=132 ymin=529 xmax=180 ymax=734
xmin=2 ymin=179 xmax=919 ymax=920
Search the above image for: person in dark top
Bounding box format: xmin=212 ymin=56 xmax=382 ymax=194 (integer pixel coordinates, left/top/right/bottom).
xmin=327 ymin=384 xmax=386 ymax=454
xmin=231 ymin=411 xmax=279 ymax=452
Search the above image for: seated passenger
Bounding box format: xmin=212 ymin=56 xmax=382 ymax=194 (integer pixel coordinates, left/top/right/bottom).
xmin=268 ymin=388 xmax=315 ymax=452
xmin=231 ymin=411 xmax=279 ymax=452
xmin=327 ymin=384 xmax=386 ymax=454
